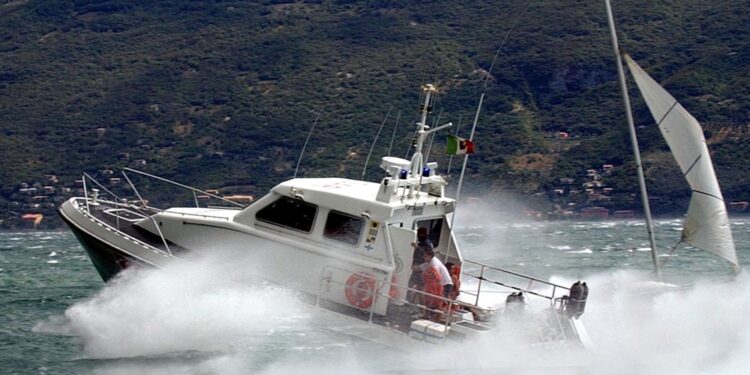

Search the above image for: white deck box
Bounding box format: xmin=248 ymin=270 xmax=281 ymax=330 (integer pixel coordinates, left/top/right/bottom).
xmin=408 ymin=319 xmax=448 ymax=343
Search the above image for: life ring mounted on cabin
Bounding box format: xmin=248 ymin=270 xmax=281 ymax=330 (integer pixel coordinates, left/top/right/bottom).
xmin=345 ymin=273 xmax=376 ymax=309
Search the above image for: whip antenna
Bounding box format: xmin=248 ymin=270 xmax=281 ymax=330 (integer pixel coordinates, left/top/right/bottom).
xmin=294 ymin=110 xmax=323 ymax=179
xmin=449 ymin=1 xmax=532 ymax=261
xmin=362 ymin=106 xmax=393 ymax=180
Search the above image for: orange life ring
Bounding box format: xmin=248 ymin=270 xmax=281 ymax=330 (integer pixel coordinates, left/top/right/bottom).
xmin=345 ymin=273 xmax=376 ymax=309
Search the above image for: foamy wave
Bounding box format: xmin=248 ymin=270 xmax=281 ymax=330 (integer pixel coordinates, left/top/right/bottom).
xmin=566 ymin=248 xmax=593 ymax=254
xmin=548 ymin=245 xmax=572 ymax=250
xmin=58 ymin=260 xmax=313 ymax=359
xmin=581 ymin=271 xmax=750 ymax=374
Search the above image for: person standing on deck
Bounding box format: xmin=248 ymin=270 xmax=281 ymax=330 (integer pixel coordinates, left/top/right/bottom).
xmin=421 ymin=248 xmax=454 ymax=299
xmin=420 ymin=248 xmax=444 ymax=319
xmin=407 ymin=227 xmax=433 ymax=302
xmin=421 ymin=250 xmax=453 ymax=298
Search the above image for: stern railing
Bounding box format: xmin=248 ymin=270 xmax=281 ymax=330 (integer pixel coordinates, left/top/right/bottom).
xmin=461 ymin=259 xmax=570 ymax=306
xmin=313 ymin=261 xmax=581 ymax=344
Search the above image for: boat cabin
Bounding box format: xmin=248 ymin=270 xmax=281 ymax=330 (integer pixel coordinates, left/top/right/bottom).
xmin=226 ymin=157 xmax=462 ymax=317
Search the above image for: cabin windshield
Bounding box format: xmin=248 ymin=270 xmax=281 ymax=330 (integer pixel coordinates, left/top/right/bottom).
xmin=324 ymin=210 xmax=364 ymax=245
xmin=256 ymin=196 xmax=317 ymax=232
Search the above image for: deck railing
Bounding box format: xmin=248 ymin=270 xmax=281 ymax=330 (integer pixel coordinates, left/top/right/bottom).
xmin=313 ymin=258 xmax=580 ymax=345
xmin=123 ymin=168 xmax=246 ymax=208
xmin=460 ymin=258 xmax=570 ymax=306
xmin=315 ymin=261 xmax=577 ymax=342
xmin=78 ymin=169 xmax=246 ymax=257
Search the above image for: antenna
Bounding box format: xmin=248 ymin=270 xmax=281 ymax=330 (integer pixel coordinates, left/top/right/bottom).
xmin=361 ymin=106 xmax=393 ymax=180
xmin=387 ymin=111 xmax=402 ymax=157
xmin=293 ymin=110 xmax=322 ymax=179
xmin=447 ymin=1 xmax=531 ymax=262
xmin=453 ymin=0 xmax=531 ymax=207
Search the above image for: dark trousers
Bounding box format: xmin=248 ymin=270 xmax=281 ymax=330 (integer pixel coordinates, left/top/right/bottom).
xmin=443 ymin=284 xmax=453 ymax=298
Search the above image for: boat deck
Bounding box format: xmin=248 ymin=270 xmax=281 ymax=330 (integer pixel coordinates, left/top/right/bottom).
xmin=80 ymin=199 xmax=188 ymax=255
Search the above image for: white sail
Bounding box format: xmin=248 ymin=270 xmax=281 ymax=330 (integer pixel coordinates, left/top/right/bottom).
xmin=624 ymin=54 xmax=739 ymax=269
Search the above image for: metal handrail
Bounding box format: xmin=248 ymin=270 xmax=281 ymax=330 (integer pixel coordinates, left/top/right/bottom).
xmin=462 ymin=259 xmax=570 ymax=303
xmin=169 ymin=211 xmax=231 ymax=221
xmin=123 ymin=171 xmax=172 ymax=255
xmin=83 ymin=172 xmax=127 ymax=204
xmin=83 ymin=173 xmax=135 ymax=230
xmin=82 ymin=174 xmax=90 ymax=213
xmin=124 ymin=167 xmax=246 ymax=208
xmin=313 ymin=262 xmax=583 ymax=345
xmin=73 ymin=198 xmax=169 ymax=259
xmin=79 ymin=170 xmax=238 ymax=257
xmin=463 ymin=259 xmax=570 ymax=290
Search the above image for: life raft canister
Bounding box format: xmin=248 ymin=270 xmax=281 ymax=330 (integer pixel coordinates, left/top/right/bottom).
xmin=345 ymin=273 xmax=376 ymax=308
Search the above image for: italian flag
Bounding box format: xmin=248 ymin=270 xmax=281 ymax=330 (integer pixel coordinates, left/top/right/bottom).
xmin=446 ymin=135 xmax=475 ymax=155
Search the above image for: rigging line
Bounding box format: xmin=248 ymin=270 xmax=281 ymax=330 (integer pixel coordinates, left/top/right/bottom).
xmin=294 ymin=109 xmax=323 ymax=179
xmin=659 ymin=239 xmax=683 ymax=268
xmin=683 ymin=154 xmax=702 ymax=177
xmin=692 ymin=189 xmax=724 ymax=201
xmin=656 ymin=100 xmax=680 ymax=127
xmin=362 ymin=106 xmax=393 ymax=180
xmin=483 ymin=0 xmax=532 ymax=89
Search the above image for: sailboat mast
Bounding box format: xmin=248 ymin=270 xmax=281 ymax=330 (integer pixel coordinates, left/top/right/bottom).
xmin=604 ymin=0 xmax=662 ymax=280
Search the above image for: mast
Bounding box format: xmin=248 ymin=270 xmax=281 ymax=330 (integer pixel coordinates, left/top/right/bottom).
xmin=405 ymin=84 xmax=452 ymax=198
xmin=408 ymin=84 xmax=435 ymax=198
xmin=604 ymin=0 xmax=662 ymax=280
xmin=410 ymin=85 xmax=435 ymax=176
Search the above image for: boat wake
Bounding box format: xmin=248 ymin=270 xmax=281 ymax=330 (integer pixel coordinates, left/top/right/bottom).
xmin=31 ymin=246 xmax=750 ymax=374
xmin=35 ymin=248 xmax=319 ymax=360
xmin=579 ymin=270 xmax=750 ymax=374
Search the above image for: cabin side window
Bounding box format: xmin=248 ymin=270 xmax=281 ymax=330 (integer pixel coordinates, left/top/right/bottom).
xmin=324 ymin=210 xmax=364 ymax=246
xmin=256 ymin=196 xmax=317 ymax=232
xmin=414 ymin=218 xmax=443 ymax=247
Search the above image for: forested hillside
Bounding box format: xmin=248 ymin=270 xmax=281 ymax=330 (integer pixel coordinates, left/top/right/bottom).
xmin=2 ymin=0 xmax=750 ymax=226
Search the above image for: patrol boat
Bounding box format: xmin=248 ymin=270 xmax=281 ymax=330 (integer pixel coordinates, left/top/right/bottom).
xmin=59 ymin=84 xmax=590 ymax=348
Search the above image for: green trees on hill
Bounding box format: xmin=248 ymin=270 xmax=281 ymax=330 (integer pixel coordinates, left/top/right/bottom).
xmin=1 ymin=0 xmax=749 ymax=215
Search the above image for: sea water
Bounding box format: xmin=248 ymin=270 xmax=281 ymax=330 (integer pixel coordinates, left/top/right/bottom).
xmin=2 ymin=214 xmax=750 ymax=374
